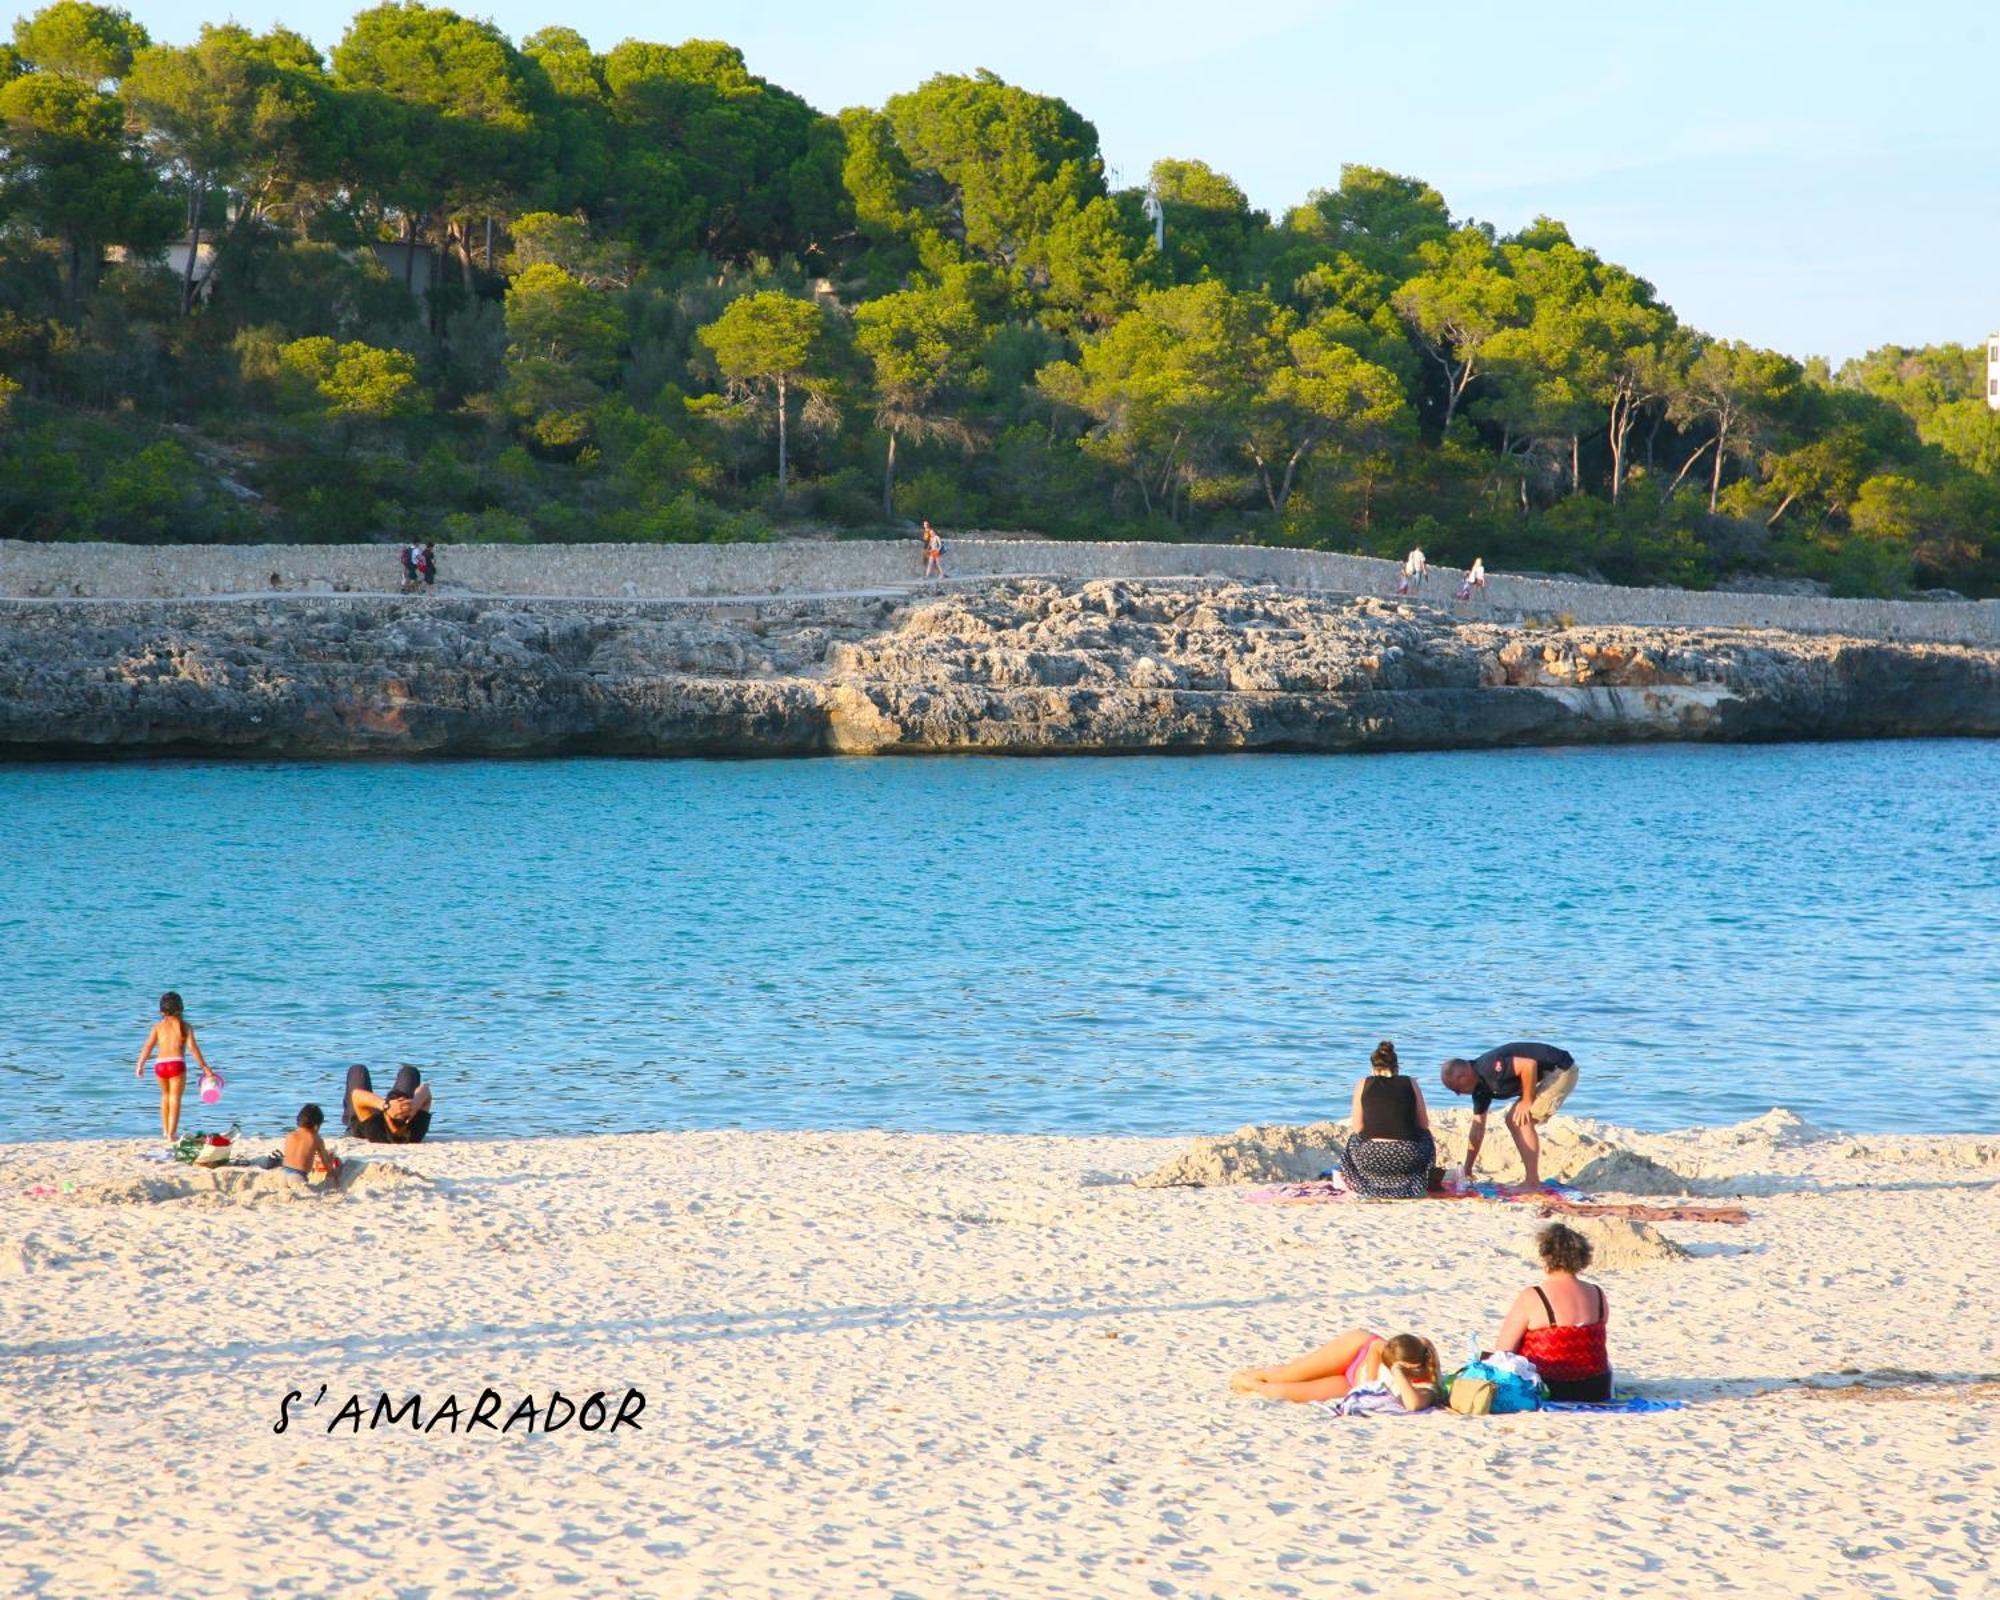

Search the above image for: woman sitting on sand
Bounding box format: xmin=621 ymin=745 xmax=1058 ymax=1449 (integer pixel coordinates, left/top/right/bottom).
xmin=1230 ymin=1331 xmax=1441 ymax=1410
xmin=1491 ymin=1222 xmax=1613 ymax=1401
xmin=1339 ymin=1040 xmax=1436 ymax=1199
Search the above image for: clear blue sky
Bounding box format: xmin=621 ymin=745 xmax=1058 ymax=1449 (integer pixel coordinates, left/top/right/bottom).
xmin=107 ymin=0 xmax=1999 ymax=363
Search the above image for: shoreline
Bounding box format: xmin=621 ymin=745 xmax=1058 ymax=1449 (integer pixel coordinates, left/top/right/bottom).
xmin=4 ymin=578 xmax=1998 ymax=758
xmin=9 ymin=1104 xmax=2000 ymax=1151
xmin=5 ymin=1114 xmax=1995 ymax=1597
xmin=11 ymin=1107 xmax=1999 ymax=1190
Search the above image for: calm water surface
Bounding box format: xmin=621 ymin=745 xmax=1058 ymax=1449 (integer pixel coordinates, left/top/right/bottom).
xmin=2 ymin=743 xmax=1995 ymax=1142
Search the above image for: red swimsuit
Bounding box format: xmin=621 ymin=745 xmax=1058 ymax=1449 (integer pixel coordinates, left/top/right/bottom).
xmin=1519 ymin=1285 xmax=1612 ymax=1400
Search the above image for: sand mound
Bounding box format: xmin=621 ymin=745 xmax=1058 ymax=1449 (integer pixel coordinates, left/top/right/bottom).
xmin=1562 ymin=1215 xmax=1686 ymax=1269
xmin=65 ymin=1175 xmax=196 ymax=1205
xmin=1567 ymin=1147 xmax=1692 ymax=1196
xmin=1134 ymin=1122 xmax=1347 ymax=1188
xmin=48 ymin=1159 xmax=438 ymax=1206
xmin=1697 ymin=1109 xmax=1833 ymax=1150
xmin=1427 ymin=1113 xmax=1692 ymax=1194
xmin=188 ymin=1166 xmax=327 ymax=1202
xmin=190 ymin=1158 xmax=435 ymax=1200
xmin=1837 ymin=1136 xmax=2000 ymax=1169
xmin=1136 ymin=1117 xmax=1694 ymax=1194
xmin=334 ymin=1159 xmax=433 ymax=1196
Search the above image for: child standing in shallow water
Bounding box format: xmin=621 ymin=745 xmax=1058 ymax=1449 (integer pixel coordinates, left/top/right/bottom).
xmin=134 ymin=991 xmax=215 ymax=1143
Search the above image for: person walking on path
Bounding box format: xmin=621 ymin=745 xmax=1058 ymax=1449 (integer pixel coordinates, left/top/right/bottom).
xmin=399 ymin=543 xmax=418 ymax=592
xmin=1439 ymin=1041 xmax=1579 ymax=1191
xmin=922 ymin=520 xmax=945 ymax=580
xmin=134 ymin=991 xmax=219 ymax=1144
xmin=1456 ymin=556 xmax=1487 ymax=602
xmin=420 ymin=542 xmax=438 ymax=588
xmin=1401 ymin=547 xmax=1427 ymax=594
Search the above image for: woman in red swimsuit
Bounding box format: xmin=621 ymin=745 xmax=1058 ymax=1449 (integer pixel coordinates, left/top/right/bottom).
xmin=1492 ymin=1222 xmax=1613 ymax=1401
xmin=134 ymin=991 xmax=216 ymax=1144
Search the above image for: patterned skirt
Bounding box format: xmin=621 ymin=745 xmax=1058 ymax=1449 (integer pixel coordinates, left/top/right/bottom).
xmin=1340 ymin=1133 xmax=1437 ymax=1199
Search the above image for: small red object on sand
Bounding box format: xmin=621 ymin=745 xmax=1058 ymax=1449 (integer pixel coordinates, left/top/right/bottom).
xmin=208 ymin=1134 xmax=230 ymax=1147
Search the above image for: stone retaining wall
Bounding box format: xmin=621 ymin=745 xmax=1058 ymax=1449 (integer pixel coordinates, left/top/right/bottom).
xmin=4 ymin=537 xmax=1995 ymax=644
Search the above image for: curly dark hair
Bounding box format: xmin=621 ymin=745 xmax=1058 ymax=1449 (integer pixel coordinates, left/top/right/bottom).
xmin=1369 ymin=1040 xmax=1400 ymax=1075
xmin=1537 ymin=1222 xmax=1593 ymax=1274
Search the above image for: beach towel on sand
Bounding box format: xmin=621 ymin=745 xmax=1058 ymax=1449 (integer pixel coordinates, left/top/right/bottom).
xmin=1542 ymin=1396 xmax=1685 ymax=1413
xmin=1322 ymin=1382 xmax=1420 ymax=1417
xmin=1319 ymin=1390 xmax=1683 ymax=1417
xmin=1244 ymin=1179 xmax=1350 ymax=1204
xmin=1537 ymin=1199 xmax=1750 ymax=1225
xmin=1446 ymin=1179 xmax=1593 ymax=1204
xmin=1244 ymin=1178 xmax=1596 ymax=1206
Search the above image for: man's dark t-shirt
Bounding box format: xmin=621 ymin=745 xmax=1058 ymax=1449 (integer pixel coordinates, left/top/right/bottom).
xmin=348 ymin=1108 xmax=430 ymax=1144
xmin=1469 ymin=1042 xmax=1574 ymax=1114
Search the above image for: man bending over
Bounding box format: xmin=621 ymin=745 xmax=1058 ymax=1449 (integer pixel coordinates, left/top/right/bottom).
xmin=1439 ymin=1042 xmax=1578 ymax=1190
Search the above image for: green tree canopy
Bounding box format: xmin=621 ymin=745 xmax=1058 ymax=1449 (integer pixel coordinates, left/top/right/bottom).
xmin=0 ymin=67 xmax=174 ymax=296
xmin=11 ymin=1 xmax=147 ymax=83
xmin=1147 ymin=157 xmax=1265 ymax=285
xmin=696 ymin=289 xmax=832 ymax=494
xmin=854 ymin=271 xmax=985 ymax=516
xmin=1288 ymin=165 xmax=1450 ymax=282
xmin=1670 ymin=339 xmax=1802 ymax=512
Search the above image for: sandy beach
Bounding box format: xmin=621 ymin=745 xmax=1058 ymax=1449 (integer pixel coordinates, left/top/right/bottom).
xmin=3 ymin=1111 xmax=1996 ymax=1599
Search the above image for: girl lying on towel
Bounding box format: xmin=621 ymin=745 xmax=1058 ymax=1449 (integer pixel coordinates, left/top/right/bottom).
xmin=1230 ymin=1330 xmax=1441 ymax=1410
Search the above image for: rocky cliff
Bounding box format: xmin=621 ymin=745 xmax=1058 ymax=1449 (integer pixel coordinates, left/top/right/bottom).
xmin=2 ymin=579 xmax=1995 ymax=757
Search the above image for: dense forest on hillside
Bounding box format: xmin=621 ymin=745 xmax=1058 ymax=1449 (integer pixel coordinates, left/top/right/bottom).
xmin=1 ymin=1 xmax=1996 ymax=595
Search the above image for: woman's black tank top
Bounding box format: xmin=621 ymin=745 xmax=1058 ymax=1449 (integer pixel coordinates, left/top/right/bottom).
xmin=1358 ymin=1075 xmax=1421 ymax=1141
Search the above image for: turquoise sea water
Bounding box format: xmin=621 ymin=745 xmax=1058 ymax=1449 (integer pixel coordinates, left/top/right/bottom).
xmin=1 ymin=742 xmax=1996 ymax=1143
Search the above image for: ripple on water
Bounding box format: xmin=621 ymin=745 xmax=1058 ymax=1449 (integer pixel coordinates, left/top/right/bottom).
xmin=1 ymin=740 xmax=1996 ymax=1140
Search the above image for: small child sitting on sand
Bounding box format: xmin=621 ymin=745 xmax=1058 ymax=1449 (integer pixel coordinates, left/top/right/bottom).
xmin=280 ymin=1104 xmax=341 ymax=1189
xmin=1231 ymin=1330 xmax=1440 ymax=1410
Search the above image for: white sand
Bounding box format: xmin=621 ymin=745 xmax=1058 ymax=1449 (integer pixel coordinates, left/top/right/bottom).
xmin=2 ymin=1117 xmax=1996 ymax=1599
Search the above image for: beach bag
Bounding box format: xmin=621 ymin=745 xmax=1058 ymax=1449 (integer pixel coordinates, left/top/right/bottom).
xmin=1450 ymin=1358 xmax=1544 ymax=1413
xmin=185 ymin=1122 xmax=242 ymax=1167
xmin=1448 ymin=1377 xmax=1496 ymax=1416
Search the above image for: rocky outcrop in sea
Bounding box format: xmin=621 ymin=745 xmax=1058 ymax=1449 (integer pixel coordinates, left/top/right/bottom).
xmin=2 ymin=579 xmax=1995 ymax=757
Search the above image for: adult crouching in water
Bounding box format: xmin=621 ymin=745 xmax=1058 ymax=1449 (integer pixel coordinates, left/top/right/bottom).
xmin=1493 ymin=1222 xmax=1613 ymax=1401
xmin=1439 ymin=1040 xmax=1578 ymax=1190
xmin=343 ymin=1064 xmax=432 ymax=1144
xmin=1340 ymin=1040 xmax=1436 ymax=1198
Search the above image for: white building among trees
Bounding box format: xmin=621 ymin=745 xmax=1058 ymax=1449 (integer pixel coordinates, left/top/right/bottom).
xmin=1989 ymin=331 xmax=2000 ymax=410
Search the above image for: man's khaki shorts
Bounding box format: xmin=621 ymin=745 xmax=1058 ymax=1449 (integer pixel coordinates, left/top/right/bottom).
xmin=1530 ymin=1064 xmax=1580 ymax=1122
